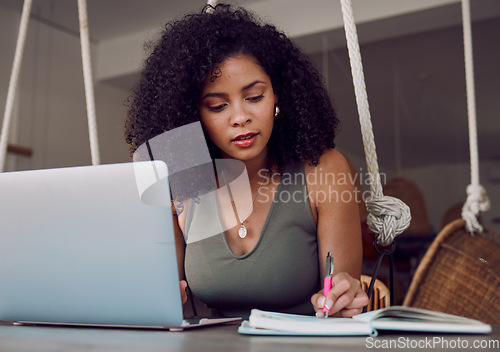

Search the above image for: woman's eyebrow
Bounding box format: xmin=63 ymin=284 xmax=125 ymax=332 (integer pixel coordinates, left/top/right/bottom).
xmin=242 ymin=80 xmax=266 ymax=91
xmin=200 ymin=81 xmax=266 ymax=101
xmin=200 ymin=92 xmax=225 ymax=101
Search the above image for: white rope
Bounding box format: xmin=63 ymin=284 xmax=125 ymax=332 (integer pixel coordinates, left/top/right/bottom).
xmin=0 ymin=0 xmax=32 ymax=173
xmin=460 ymin=0 xmax=490 ymax=234
xmin=78 ymin=0 xmax=100 ymax=165
xmin=340 ymin=0 xmax=411 ymax=246
xmin=206 ymin=0 xmax=218 ymax=13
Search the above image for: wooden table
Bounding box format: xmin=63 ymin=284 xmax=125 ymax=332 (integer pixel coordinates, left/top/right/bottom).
xmin=0 ymin=321 xmax=498 ymax=351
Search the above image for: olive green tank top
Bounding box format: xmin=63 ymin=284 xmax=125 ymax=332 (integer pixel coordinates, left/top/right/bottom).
xmin=184 ymin=161 xmax=319 ymax=318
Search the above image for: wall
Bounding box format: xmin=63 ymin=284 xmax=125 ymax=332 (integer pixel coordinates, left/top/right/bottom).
xmin=339 ymin=150 xmax=499 ymax=234
xmin=402 ymin=161 xmax=500 ymax=234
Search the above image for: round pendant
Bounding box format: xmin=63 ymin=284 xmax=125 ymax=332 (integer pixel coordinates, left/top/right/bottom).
xmin=238 ymin=224 xmax=247 ymax=239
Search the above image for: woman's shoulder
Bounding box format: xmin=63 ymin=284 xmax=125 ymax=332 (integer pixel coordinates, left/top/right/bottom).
xmin=302 ymin=148 xmax=357 ymax=198
xmin=304 ymin=148 xmax=352 ymax=177
xmin=301 ymin=149 xmax=358 ymax=220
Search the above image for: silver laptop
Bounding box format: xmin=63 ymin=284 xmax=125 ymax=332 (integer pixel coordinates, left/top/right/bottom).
xmin=0 ymin=161 xmax=239 ymax=330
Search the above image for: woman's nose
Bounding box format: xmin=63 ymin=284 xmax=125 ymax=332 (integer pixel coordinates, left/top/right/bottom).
xmin=230 ymin=105 xmax=251 ymax=126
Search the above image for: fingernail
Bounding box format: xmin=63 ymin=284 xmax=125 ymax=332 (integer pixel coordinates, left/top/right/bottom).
xmin=316 ymin=311 xmax=324 ymax=318
xmin=324 ymin=299 xmax=333 ymax=310
xmin=318 ymin=296 xmax=325 ymax=307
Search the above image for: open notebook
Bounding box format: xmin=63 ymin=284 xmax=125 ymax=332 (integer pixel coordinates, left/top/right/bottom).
xmin=238 ymin=306 xmax=492 ymax=336
xmin=0 ymin=161 xmax=239 ymax=330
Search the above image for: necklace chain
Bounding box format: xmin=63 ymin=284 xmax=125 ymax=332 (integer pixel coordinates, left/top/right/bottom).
xmin=222 ymin=173 xmax=263 ymax=239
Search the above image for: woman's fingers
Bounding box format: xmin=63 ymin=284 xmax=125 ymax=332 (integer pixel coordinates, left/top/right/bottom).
xmin=317 ymin=273 xmax=356 ymax=315
xmin=312 ymin=273 xmax=369 ymax=318
xmin=180 ymin=280 xmax=188 ymax=304
xmin=349 ymin=287 xmax=370 ymax=309
xmin=311 ymin=291 xmax=325 ymax=316
xmin=333 ymin=287 xmax=370 ymax=317
xmin=336 ymin=307 xmax=364 ymax=318
xmin=328 ymin=275 xmax=363 ymax=315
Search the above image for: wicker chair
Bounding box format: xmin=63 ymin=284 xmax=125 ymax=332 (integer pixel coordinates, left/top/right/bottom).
xmin=360 ymin=274 xmax=390 ymax=312
xmin=403 ymin=218 xmax=500 ymax=324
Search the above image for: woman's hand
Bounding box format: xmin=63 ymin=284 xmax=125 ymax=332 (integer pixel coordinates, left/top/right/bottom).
xmin=180 ymin=280 xmax=188 ymax=304
xmin=311 ymin=272 xmax=369 ymax=318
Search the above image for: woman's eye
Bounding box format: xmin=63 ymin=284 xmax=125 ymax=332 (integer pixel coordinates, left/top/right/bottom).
xmin=209 ymin=104 xmax=227 ymax=112
xmin=247 ymin=94 xmax=264 ymax=102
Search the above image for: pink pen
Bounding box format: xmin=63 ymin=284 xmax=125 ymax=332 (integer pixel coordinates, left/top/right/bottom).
xmin=323 ymin=252 xmax=334 ymax=318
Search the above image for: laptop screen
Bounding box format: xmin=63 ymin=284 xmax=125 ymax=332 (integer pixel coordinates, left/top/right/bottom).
xmin=0 ymin=161 xmax=184 ymax=327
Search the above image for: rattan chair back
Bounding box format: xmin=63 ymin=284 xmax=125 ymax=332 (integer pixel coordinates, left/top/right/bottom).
xmin=403 ymin=219 xmax=500 ymax=324
xmin=361 ymin=274 xmax=390 ymax=312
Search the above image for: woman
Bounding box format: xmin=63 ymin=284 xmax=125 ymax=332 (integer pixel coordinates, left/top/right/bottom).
xmin=125 ymin=3 xmax=368 ymax=318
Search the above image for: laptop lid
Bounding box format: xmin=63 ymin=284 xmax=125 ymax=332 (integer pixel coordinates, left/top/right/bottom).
xmin=0 ymin=161 xmax=185 ymax=327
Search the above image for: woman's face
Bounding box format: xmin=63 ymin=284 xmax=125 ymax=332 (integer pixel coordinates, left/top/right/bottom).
xmin=198 ymin=54 xmax=276 ymax=164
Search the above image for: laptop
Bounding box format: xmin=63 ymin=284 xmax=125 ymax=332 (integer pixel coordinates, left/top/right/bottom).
xmin=0 ymin=161 xmax=240 ymax=330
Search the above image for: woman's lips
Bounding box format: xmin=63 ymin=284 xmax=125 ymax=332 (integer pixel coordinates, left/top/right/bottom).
xmin=232 ymin=133 xmax=258 ymax=148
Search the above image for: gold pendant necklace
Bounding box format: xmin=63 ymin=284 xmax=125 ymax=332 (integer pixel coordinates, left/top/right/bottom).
xmin=222 ymin=174 xmax=263 ymax=239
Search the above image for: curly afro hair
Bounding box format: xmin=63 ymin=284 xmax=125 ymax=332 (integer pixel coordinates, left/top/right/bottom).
xmin=125 ymin=3 xmax=338 ymax=172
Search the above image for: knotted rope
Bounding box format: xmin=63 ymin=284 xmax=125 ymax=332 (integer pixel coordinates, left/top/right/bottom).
xmin=366 ymin=196 xmax=411 ymax=246
xmin=0 ymin=0 xmax=32 ymax=172
xmin=460 ymin=0 xmax=490 ymax=234
xmin=462 ymin=184 xmax=490 ymax=233
xmin=340 ymin=0 xmax=411 ymax=246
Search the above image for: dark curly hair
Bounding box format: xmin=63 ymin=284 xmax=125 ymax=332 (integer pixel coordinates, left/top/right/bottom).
xmin=125 ymin=3 xmax=338 ymax=199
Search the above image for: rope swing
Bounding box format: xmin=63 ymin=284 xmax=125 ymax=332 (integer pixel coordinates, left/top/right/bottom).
xmin=78 ymin=0 xmax=101 ymax=166
xmin=0 ymin=0 xmax=32 ymax=173
xmin=206 ymin=0 xmax=218 ymax=13
xmin=460 ymin=0 xmax=490 ymax=234
xmin=0 ymin=0 xmax=100 ymax=172
xmin=339 ymin=0 xmax=411 ymax=247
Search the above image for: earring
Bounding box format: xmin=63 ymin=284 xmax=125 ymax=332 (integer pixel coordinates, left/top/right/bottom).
xmin=274 ymin=105 xmax=280 ymax=118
